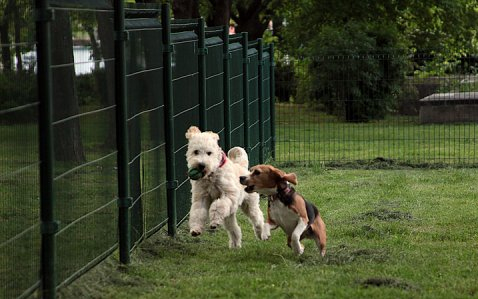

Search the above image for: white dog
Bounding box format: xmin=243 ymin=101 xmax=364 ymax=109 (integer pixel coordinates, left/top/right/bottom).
xmin=185 ymin=126 xmax=269 ymax=248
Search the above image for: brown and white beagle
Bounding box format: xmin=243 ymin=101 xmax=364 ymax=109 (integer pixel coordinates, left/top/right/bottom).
xmin=240 ymin=165 xmax=326 ymax=256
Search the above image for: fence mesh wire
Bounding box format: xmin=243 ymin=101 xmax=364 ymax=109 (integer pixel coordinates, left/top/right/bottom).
xmin=0 ymin=0 xmax=41 ymax=298
xmin=171 ymin=25 xmax=200 ymax=224
xmin=229 ymin=38 xmax=245 ymax=148
xmin=274 ymin=53 xmax=478 ymax=165
xmin=2 ymin=2 xmax=274 ymax=297
xmin=125 ymin=7 xmax=167 ymax=246
xmin=247 ymin=47 xmax=260 ymax=166
xmin=204 ymin=29 xmax=225 ymax=142
xmin=262 ymin=49 xmax=273 ymax=157
xmin=48 ymin=3 xmax=118 ymax=288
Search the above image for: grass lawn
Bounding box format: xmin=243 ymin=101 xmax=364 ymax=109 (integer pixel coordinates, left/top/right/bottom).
xmin=59 ymin=166 xmax=478 ymax=299
xmin=274 ymin=103 xmax=478 ymax=165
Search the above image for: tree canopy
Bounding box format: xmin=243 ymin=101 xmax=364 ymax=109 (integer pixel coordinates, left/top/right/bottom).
xmin=279 ymin=0 xmax=478 ymax=57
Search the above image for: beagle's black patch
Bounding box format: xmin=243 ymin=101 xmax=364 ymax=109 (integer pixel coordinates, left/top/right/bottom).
xmin=276 ymin=185 xmax=294 ymax=206
xmin=305 ymin=199 xmax=318 ymax=226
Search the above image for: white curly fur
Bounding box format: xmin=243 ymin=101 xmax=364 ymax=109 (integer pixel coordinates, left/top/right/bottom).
xmin=185 ymin=126 xmax=270 ymax=248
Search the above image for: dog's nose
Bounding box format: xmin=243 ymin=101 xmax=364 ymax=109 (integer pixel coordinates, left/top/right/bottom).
xmin=197 ymin=163 xmax=205 ymax=171
xmin=239 ymin=176 xmax=246 ymax=184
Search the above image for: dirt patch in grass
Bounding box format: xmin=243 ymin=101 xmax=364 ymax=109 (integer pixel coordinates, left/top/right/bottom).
xmin=323 ymin=244 xmax=389 ymax=265
xmin=360 ymin=277 xmax=418 ymax=291
xmin=359 ymin=208 xmax=413 ymax=221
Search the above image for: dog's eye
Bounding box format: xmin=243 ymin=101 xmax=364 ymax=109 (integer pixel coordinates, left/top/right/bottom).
xmin=253 ymin=170 xmax=260 ymax=175
xmin=207 ymin=151 xmax=212 ymax=156
xmin=193 ymin=150 xmax=199 ymax=155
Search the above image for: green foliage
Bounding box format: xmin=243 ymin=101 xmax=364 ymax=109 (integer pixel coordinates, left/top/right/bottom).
xmin=280 ymin=0 xmax=478 ymax=58
xmin=0 ymin=70 xmax=37 ymax=124
xmin=76 ymin=70 xmax=105 ymax=106
xmin=306 ymin=22 xmax=408 ymax=121
xmin=276 ymin=0 xmax=478 ymax=117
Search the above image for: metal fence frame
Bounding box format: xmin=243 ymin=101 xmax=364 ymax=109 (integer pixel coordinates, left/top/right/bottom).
xmin=2 ymin=1 xmax=274 ymax=298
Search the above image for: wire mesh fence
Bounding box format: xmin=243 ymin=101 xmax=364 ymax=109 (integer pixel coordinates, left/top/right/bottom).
xmin=1 ymin=2 xmax=274 ymax=298
xmin=0 ymin=0 xmax=40 ymax=298
xmin=274 ymin=52 xmax=478 ymax=166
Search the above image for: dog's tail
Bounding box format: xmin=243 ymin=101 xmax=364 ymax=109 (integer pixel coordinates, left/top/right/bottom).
xmin=227 ymin=147 xmax=249 ymax=169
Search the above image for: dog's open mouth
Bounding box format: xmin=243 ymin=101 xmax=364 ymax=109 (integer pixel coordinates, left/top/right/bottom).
xmin=244 ymin=185 xmax=255 ymax=193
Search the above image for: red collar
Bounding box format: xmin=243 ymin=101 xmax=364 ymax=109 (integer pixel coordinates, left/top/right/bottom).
xmin=218 ymin=151 xmax=227 ymax=168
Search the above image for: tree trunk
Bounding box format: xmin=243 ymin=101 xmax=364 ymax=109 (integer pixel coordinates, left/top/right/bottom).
xmin=0 ymin=22 xmax=12 ymax=72
xmin=207 ymin=0 xmax=231 ymax=26
xmin=0 ymin=0 xmax=14 ymax=72
xmin=13 ymin=1 xmax=22 ymax=71
xmin=51 ymin=10 xmax=86 ymax=162
xmin=85 ymin=25 xmax=101 ymax=70
xmin=234 ymin=1 xmax=269 ymax=40
xmin=172 ymin=0 xmax=200 ymax=19
xmin=96 ymin=11 xmax=116 ymax=147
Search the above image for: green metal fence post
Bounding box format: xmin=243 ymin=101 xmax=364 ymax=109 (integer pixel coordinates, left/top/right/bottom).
xmin=257 ymin=38 xmax=264 ymax=163
xmin=114 ymin=0 xmax=132 ymax=264
xmin=36 ymin=0 xmax=57 ymax=297
xmin=242 ymin=32 xmax=250 ymax=153
xmin=222 ymin=25 xmax=231 ymax=149
xmin=198 ymin=18 xmax=207 ymax=130
xmin=269 ymin=43 xmax=276 ymax=160
xmin=161 ymin=4 xmax=177 ymax=236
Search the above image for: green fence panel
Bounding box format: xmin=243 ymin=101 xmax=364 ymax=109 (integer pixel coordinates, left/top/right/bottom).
xmin=262 ymin=49 xmax=273 ymax=161
xmin=1 ymin=1 xmax=41 ymax=297
xmin=247 ymin=47 xmax=260 ymax=166
xmin=171 ymin=26 xmax=200 ymax=224
xmin=228 ymin=38 xmax=245 ymax=149
xmin=50 ymin=0 xmax=111 ymax=8
xmin=125 ymin=11 xmax=167 ymax=250
xmin=47 ymin=4 xmax=118 ymax=291
xmin=3 ymin=2 xmax=275 ymax=296
xmin=204 ymin=31 xmax=225 ymax=146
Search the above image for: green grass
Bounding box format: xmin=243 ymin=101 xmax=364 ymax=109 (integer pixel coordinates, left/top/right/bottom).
xmin=3 ymin=101 xmax=478 ymax=298
xmin=275 ymin=103 xmax=478 ymax=165
xmin=1 ymin=109 xmax=170 ymax=298
xmin=59 ymin=167 xmax=478 ymax=299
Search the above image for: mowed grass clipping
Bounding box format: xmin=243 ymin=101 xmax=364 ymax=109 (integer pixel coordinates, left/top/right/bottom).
xmin=59 ymin=167 xmax=478 ymax=299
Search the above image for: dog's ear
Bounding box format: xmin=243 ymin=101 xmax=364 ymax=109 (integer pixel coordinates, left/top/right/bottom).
xmin=282 ymin=173 xmax=298 ymax=185
xmin=205 ymin=131 xmax=220 ymax=141
xmin=185 ymin=126 xmax=201 ymax=139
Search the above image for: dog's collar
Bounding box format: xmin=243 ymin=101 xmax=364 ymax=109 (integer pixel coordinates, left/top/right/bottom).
xmin=218 ymin=151 xmax=227 ymax=168
xmin=277 ymin=182 xmax=292 ymax=194
xmin=268 ymin=182 xmax=292 ymax=202
xmin=206 ymin=152 xmax=227 ymax=179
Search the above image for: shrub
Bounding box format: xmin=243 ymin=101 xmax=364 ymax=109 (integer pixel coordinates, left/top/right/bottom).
xmin=274 ymin=55 xmax=297 ymax=102
xmin=306 ymin=22 xmax=408 ymax=122
xmin=0 ymin=70 xmax=37 ymax=124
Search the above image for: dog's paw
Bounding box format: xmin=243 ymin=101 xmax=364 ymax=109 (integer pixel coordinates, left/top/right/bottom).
xmin=209 ymin=218 xmax=223 ymax=229
xmin=261 ymin=223 xmax=277 ymax=239
xmin=229 ymin=239 xmax=242 ymax=249
xmin=297 ymin=243 xmax=305 ymax=255
xmin=190 ymin=229 xmax=202 ymax=237
xmin=259 ymin=226 xmax=271 ymax=240
xmin=293 ymin=242 xmax=304 ymax=255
